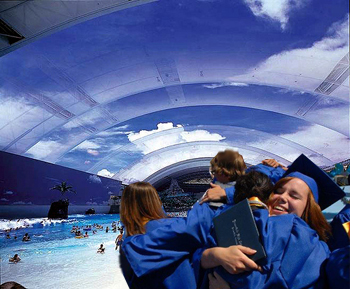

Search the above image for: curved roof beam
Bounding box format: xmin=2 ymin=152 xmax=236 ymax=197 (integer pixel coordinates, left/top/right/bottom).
xmin=0 ymin=0 xmax=155 ymax=56
xmin=16 ymin=85 xmax=348 ymax=163
xmin=24 ymin=105 xmax=348 ymax=165
xmin=111 ymin=141 xmax=293 ymax=182
xmin=86 ymin=124 xmax=333 ymax=175
xmin=4 ymin=73 xmax=348 ymax=155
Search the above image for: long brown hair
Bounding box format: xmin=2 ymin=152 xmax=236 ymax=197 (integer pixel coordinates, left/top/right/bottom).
xmin=120 ymin=182 xmax=166 ymax=236
xmin=210 ymin=150 xmax=246 ymax=182
xmin=269 ymin=177 xmax=331 ymax=242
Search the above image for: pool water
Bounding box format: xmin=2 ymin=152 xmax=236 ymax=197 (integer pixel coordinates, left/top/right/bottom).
xmin=0 ymin=214 xmax=128 ymax=289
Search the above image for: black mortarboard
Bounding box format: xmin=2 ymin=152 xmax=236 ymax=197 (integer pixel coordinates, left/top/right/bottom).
xmin=284 ymin=154 xmax=345 ymax=210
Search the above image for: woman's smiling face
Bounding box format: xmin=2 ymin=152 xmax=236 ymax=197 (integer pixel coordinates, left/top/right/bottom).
xmin=268 ymin=178 xmax=309 ymax=217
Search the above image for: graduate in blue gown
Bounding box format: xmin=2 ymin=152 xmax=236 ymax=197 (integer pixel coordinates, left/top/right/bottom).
xmin=197 ymin=154 xmax=344 ymax=289
xmin=326 ymin=245 xmax=350 ymax=289
xmin=328 ymin=203 xmax=350 ymax=251
xmin=326 ymin=203 xmax=350 ymax=289
xmin=200 ymin=158 xmax=286 ymax=205
xmin=194 ymin=209 xmax=330 ymax=289
xmin=119 ymin=182 xmax=216 ymax=289
xmin=122 ymin=155 xmax=344 ymax=289
xmin=122 ymin=157 xmax=284 ymax=283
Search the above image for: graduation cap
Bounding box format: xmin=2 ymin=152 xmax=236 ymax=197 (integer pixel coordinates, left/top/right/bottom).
xmin=283 ymin=154 xmax=345 ymax=210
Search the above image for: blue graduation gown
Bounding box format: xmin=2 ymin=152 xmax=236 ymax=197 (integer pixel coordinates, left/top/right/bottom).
xmin=328 ymin=204 xmax=350 ymax=251
xmin=121 ymin=202 xmax=217 ymax=288
xmin=225 ymin=164 xmax=285 ymax=204
xmin=193 ymin=209 xmax=330 ymax=289
xmin=246 ymin=163 xmax=286 ymax=184
xmin=326 ymin=245 xmax=350 ymax=289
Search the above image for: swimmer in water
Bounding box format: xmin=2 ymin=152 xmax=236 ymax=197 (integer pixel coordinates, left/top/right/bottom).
xmin=9 ymin=254 xmax=21 ymax=263
xmin=97 ymin=244 xmax=105 ymax=254
xmin=22 ymin=233 xmax=30 ymax=242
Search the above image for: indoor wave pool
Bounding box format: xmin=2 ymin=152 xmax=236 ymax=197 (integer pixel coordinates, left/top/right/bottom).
xmin=0 ymin=214 xmax=128 ymax=289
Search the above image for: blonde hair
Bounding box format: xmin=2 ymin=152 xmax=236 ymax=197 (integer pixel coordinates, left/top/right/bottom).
xmin=269 ymin=177 xmax=331 ymax=242
xmin=120 ymin=182 xmax=166 ymax=236
xmin=210 ymin=150 xmax=246 ymax=181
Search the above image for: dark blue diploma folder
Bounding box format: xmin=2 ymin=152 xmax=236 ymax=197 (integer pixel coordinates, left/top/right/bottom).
xmin=213 ymin=199 xmax=266 ymax=261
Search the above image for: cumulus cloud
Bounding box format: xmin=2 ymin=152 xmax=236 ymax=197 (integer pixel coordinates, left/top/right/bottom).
xmin=84 ymin=160 xmax=91 ymax=164
xmin=1 ymin=198 xmax=9 ymax=201
xmin=87 ymin=149 xmax=99 ymax=156
xmin=243 ymin=0 xmax=308 ymax=29
xmin=88 ymin=175 xmax=102 ymax=184
xmin=128 ymin=122 xmax=183 ymax=142
xmin=4 ymin=191 xmax=14 ymax=195
xmin=181 ymin=130 xmax=225 ymax=142
xmin=203 ymin=82 xmax=249 ymax=89
xmin=128 ymin=123 xmax=226 ymax=155
xmin=97 ymin=168 xmax=115 ymax=178
xmin=108 ymin=191 xmax=114 ymax=195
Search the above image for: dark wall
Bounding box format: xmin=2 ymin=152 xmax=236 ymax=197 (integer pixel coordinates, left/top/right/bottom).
xmin=0 ymin=151 xmax=121 ymax=206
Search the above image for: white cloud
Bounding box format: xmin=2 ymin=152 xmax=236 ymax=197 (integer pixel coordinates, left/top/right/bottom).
xmin=243 ymin=0 xmax=308 ymax=29
xmin=278 ymin=125 xmax=350 ymax=163
xmin=128 ymin=123 xmax=226 ymax=155
xmin=0 ymin=97 xmax=34 ymax=126
xmin=97 ymin=168 xmax=115 ymax=178
xmin=119 ymin=177 xmax=142 ymax=185
xmin=87 ymin=149 xmax=99 ymax=156
xmin=26 ymin=140 xmax=63 ymax=159
xmin=1 ymin=198 xmax=9 ymax=201
xmin=88 ymin=175 xmax=102 ymax=184
xmin=181 ymin=130 xmax=225 ymax=142
xmin=128 ymin=122 xmax=183 ymax=142
xmin=108 ymin=191 xmax=114 ymax=195
xmin=4 ymin=191 xmax=14 ymax=195
xmin=84 ymin=160 xmax=91 ymax=164
xmin=97 ymin=130 xmax=132 ymax=137
xmin=316 ymin=15 xmax=349 ymax=50
xmin=97 ymin=124 xmax=131 ymax=136
xmin=277 ymin=88 xmax=306 ymax=95
xmin=231 ymin=15 xmax=349 ymax=99
xmin=203 ymin=82 xmax=249 ymax=89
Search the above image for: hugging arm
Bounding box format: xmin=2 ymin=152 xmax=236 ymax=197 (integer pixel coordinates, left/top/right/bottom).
xmin=122 ymin=202 xmax=216 ymax=277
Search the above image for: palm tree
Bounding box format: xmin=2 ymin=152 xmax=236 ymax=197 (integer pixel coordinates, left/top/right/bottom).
xmin=50 ymin=181 xmax=76 ymax=197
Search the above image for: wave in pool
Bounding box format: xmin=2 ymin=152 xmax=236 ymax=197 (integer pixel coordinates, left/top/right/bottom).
xmin=0 ymin=218 xmax=74 ymax=231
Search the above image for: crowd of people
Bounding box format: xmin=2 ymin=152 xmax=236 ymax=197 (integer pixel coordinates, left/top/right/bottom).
xmin=161 ymin=195 xmax=197 ymax=212
xmin=5 ymin=220 xmax=125 ymax=266
xmin=119 ymin=150 xmax=349 ymax=289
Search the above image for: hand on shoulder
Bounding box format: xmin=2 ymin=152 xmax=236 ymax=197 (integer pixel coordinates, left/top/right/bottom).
xmin=200 ymin=183 xmax=227 ymax=204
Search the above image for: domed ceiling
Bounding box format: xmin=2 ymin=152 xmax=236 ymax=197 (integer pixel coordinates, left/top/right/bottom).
xmin=0 ymin=0 xmax=349 ymax=185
